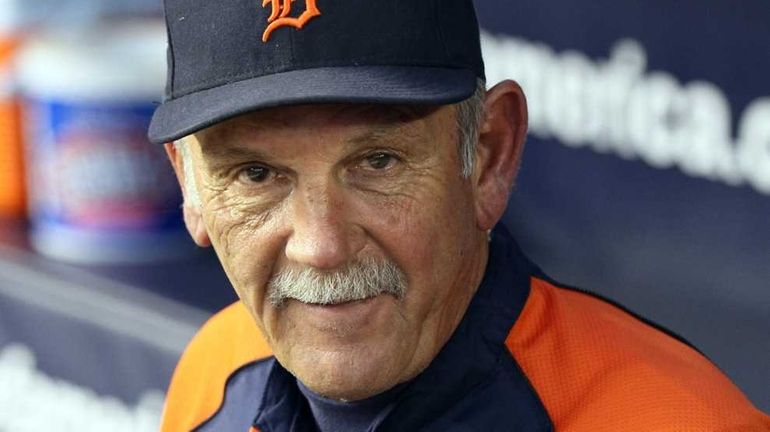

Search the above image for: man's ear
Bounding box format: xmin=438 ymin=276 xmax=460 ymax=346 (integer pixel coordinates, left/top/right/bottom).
xmin=473 ymin=80 xmax=528 ymax=231
xmin=164 ymin=142 xmax=211 ymax=247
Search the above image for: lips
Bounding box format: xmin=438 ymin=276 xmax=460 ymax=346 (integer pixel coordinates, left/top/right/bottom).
xmin=304 ymin=296 xmax=378 ymax=307
xmin=287 ymin=294 xmax=393 ymax=335
xmin=301 ymin=295 xmax=380 ymax=312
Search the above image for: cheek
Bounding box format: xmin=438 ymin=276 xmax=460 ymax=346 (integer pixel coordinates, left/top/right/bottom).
xmin=354 ymin=176 xmax=474 ymax=308
xmin=203 ymin=196 xmax=285 ymax=317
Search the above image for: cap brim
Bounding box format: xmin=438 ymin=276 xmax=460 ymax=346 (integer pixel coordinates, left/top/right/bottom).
xmin=148 ymin=66 xmax=478 ymax=144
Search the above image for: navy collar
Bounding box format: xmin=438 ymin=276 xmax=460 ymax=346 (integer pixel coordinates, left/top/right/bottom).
xmin=253 ymin=224 xmax=553 ymax=432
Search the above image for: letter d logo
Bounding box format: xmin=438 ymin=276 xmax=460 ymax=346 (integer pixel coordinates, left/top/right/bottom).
xmin=261 ymin=0 xmax=321 ymax=42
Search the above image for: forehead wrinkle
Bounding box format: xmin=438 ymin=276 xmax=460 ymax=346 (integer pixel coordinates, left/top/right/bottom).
xmin=195 ymin=104 xmax=438 ymax=169
xmin=195 ymin=111 xmax=284 ymax=155
xmin=198 ymin=137 xmax=271 ymax=161
xmin=344 ymin=124 xmax=405 ymax=150
xmin=342 ymin=108 xmax=437 ymax=153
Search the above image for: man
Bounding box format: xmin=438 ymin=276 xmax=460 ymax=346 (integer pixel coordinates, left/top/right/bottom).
xmin=148 ymin=0 xmax=770 ymax=431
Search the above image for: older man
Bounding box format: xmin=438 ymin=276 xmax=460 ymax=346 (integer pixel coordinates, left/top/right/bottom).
xmin=149 ymin=0 xmax=770 ymax=431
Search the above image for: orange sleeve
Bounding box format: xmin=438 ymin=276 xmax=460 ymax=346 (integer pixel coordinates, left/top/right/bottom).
xmin=506 ymin=278 xmax=770 ymax=432
xmin=161 ymin=302 xmax=273 ymax=432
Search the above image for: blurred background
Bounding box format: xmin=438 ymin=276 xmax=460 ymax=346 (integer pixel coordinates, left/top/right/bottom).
xmin=0 ymin=0 xmax=767 ymax=430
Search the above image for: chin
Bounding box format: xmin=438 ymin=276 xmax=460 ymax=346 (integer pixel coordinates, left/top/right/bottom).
xmin=287 ymin=340 xmax=406 ymax=401
xmin=270 ymin=295 xmax=418 ymax=400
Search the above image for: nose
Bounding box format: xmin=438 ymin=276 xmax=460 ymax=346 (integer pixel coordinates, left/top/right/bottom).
xmin=284 ymin=179 xmax=364 ymax=270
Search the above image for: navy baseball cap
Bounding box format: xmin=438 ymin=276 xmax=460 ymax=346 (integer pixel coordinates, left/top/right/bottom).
xmin=148 ymin=0 xmax=486 ymax=144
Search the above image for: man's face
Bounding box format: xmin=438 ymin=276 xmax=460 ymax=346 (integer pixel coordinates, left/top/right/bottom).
xmin=182 ymin=103 xmax=491 ymax=400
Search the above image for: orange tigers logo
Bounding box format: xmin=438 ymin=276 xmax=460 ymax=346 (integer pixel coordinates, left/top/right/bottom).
xmin=261 ymin=0 xmax=321 ymax=42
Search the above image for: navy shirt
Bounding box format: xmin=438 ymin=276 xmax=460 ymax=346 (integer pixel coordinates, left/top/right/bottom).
xmin=297 ymin=380 xmax=407 ymax=432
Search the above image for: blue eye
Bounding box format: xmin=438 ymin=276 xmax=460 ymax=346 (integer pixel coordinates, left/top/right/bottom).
xmin=245 ymin=166 xmax=271 ymax=183
xmin=366 ymin=152 xmax=395 ymax=170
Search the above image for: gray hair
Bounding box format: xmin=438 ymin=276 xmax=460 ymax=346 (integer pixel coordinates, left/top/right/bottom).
xmin=174 ymin=136 xmax=202 ymax=209
xmin=175 ymin=80 xmax=487 ymax=207
xmin=456 ymin=79 xmax=487 ymax=178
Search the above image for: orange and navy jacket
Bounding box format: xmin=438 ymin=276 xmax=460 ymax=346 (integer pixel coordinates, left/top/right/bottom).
xmin=162 ymin=226 xmax=770 ymax=431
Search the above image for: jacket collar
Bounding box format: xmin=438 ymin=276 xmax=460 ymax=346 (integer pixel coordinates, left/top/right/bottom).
xmin=253 ymin=224 xmax=553 ymax=431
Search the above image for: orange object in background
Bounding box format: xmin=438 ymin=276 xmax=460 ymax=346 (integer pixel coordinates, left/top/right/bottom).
xmin=0 ymin=37 xmax=25 ymax=218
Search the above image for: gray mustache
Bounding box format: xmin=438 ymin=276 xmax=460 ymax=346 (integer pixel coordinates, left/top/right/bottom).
xmin=266 ymin=256 xmax=407 ymax=307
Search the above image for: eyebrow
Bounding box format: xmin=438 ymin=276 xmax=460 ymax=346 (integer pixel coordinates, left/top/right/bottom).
xmin=193 ymin=138 xmax=277 ymax=176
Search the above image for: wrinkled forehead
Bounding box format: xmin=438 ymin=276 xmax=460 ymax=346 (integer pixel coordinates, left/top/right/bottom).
xmin=200 ymin=103 xmax=444 ymax=137
xmin=194 ymin=103 xmax=454 ymax=153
